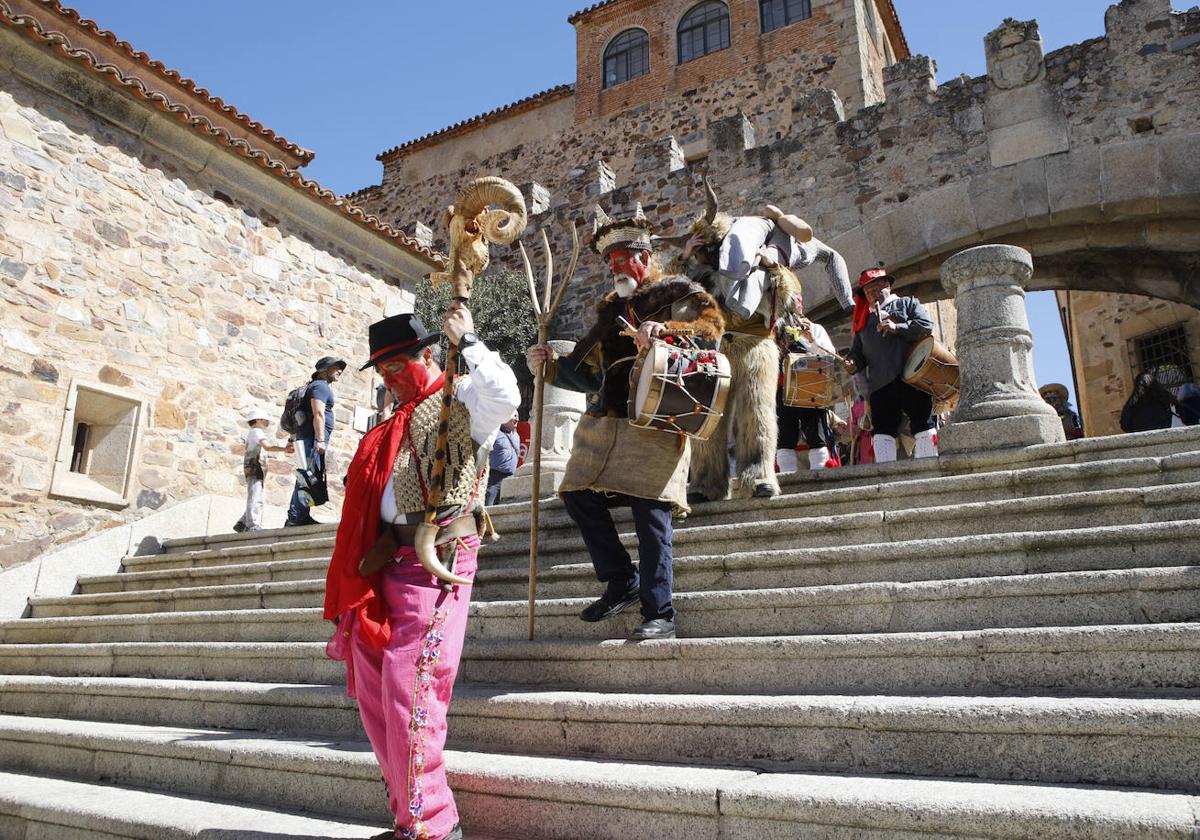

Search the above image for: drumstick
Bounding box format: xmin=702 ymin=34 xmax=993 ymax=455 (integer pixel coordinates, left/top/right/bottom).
xmin=618 ymin=315 xmax=696 ymax=340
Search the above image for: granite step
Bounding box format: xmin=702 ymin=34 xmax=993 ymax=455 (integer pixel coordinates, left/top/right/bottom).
xmin=121 ymin=534 xmax=333 ymax=574
xmin=472 ymin=566 xmax=1200 ymax=641
xmin=481 ymin=482 xmax=1200 ymax=568
xmin=1 ymin=715 xmax=1197 ymax=840
xmin=487 ymin=451 xmax=1200 ymax=539
xmin=0 ymin=607 xmax=325 ymax=645
xmin=1 ymin=624 xmax=1195 ymax=695
xmin=2 ymin=676 xmax=1196 ymax=791
xmin=0 ymin=771 xmax=385 ymax=840
xmin=79 ymin=518 xmax=1200 ymax=602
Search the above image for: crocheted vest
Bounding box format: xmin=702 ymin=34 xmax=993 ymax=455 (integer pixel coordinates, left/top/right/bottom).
xmin=390 ymin=386 xmax=488 ymax=518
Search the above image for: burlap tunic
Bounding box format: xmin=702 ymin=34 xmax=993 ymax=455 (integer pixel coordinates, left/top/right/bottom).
xmin=559 ymin=414 xmax=691 ymax=512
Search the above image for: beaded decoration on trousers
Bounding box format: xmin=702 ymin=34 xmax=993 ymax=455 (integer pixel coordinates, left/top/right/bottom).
xmin=399 ymin=604 xmax=449 ymax=840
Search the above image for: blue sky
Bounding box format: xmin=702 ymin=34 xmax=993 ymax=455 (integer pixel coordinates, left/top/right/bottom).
xmin=59 ymin=0 xmax=1181 ymax=410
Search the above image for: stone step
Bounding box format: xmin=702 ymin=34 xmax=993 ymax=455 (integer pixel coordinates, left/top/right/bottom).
xmin=0 ymin=771 xmax=385 ymax=840
xmin=121 ymin=534 xmax=333 ymax=574
xmin=27 ymin=579 xmax=323 ymax=618
xmin=2 ymin=676 xmax=1196 ymax=792
xmin=459 ymin=623 xmax=1200 ymax=697
xmin=472 ymin=566 xmax=1200 ymax=641
xmin=161 ymin=520 xmax=329 ymax=555
xmin=482 ymin=482 xmax=1200 ymax=568
xmin=80 ymin=517 xmax=1200 ymax=603
xmin=0 ymin=607 xmax=325 ymax=645
xmin=488 ymin=451 xmax=1200 ymax=539
xmin=479 ymin=520 xmax=1200 ymax=600
xmin=0 ymin=716 xmax=1196 ymax=840
xmin=1 ymin=624 xmax=1195 ymax=696
xmin=80 ymin=556 xmax=328 ymax=595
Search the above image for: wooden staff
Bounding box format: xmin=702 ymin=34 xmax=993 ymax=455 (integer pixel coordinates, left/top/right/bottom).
xmin=520 ymin=226 xmax=580 ymax=640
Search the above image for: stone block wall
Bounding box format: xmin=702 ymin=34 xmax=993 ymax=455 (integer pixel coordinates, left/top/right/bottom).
xmin=0 ymin=65 xmax=416 ymax=568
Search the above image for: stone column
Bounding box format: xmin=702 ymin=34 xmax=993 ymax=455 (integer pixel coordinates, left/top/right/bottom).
xmin=937 ymin=244 xmax=1065 ymax=453
xmin=501 ymin=340 xmax=586 ymax=501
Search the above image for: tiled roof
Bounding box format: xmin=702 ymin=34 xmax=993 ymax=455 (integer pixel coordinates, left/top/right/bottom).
xmin=31 ymin=0 xmax=315 ymax=167
xmin=567 ymin=0 xmax=623 ymax=24
xmin=378 ymin=84 xmax=574 ymax=161
xmin=0 ymin=0 xmax=442 ymax=269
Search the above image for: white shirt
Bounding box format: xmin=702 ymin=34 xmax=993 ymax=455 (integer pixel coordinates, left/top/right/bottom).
xmin=244 ymin=427 xmax=267 ymax=458
xmin=808 ymin=322 xmax=836 ymax=355
xmin=380 ymin=341 xmax=520 ymax=522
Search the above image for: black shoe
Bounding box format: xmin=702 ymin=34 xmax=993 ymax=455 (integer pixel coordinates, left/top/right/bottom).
xmin=284 ymin=515 xmax=320 ymax=528
xmin=630 ymin=618 xmax=676 ymax=640
xmin=232 ymin=520 xmax=246 ymax=533
xmin=752 ymin=482 xmax=777 ymax=498
xmin=579 ymin=584 xmax=640 ymax=622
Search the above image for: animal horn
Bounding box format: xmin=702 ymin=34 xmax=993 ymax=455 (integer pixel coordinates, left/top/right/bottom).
xmin=414 ymin=522 xmax=471 ymax=587
xmin=651 ymin=233 xmax=693 ymax=248
xmin=703 ymin=176 xmax=719 ymax=225
xmin=451 ymin=176 xmax=527 ymax=245
xmin=593 ymin=204 xmax=613 ymax=233
xmin=634 ymin=202 xmax=646 ymax=222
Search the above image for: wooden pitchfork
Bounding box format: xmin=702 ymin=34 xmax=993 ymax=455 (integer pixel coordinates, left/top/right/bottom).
xmin=518 ymin=225 xmax=580 ymax=640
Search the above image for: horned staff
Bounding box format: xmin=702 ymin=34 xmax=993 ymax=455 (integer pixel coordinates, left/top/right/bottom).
xmin=416 ymin=176 xmax=528 ymax=587
xmin=518 ymin=225 xmax=580 ymax=639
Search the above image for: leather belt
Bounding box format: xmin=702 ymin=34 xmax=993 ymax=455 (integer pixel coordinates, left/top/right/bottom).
xmin=389 ymin=515 xmax=476 ymax=547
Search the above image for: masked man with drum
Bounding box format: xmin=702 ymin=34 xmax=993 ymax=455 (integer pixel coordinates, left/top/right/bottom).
xmin=526 ymin=204 xmax=724 ymax=641
xmin=843 ymin=268 xmax=938 ymax=462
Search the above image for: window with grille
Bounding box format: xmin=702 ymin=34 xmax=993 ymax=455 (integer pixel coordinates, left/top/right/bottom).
xmin=603 ymin=29 xmax=650 ymax=88
xmin=678 ymin=2 xmax=731 ymax=64
xmin=1134 ymin=324 xmax=1193 ymax=390
xmin=760 ymin=0 xmax=813 ymax=33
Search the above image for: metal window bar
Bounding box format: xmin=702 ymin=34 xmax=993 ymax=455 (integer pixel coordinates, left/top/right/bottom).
xmin=604 ymin=30 xmax=650 ymax=88
xmin=1134 ymin=324 xmax=1193 ymax=391
xmin=678 ymin=2 xmax=731 ymax=63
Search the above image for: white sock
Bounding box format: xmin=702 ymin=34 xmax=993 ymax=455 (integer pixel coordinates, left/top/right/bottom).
xmin=914 ymin=428 xmax=939 ymax=458
xmin=808 ymin=447 xmax=831 ymax=470
xmin=775 ymin=448 xmax=799 ymax=473
xmin=873 ymin=434 xmax=898 ymax=463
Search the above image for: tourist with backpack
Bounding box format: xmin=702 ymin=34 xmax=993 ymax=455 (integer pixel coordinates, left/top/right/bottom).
xmin=284 ymin=355 xmax=346 ymax=527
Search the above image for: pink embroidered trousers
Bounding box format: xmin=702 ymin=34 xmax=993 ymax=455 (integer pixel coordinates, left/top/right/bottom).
xmin=341 ymin=536 xmax=478 ymax=840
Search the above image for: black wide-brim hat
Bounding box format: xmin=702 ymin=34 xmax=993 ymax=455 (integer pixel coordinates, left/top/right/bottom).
xmin=360 ymin=313 xmax=443 ymax=370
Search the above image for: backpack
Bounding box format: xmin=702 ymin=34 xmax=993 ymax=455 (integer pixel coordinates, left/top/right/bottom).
xmin=279 ymin=382 xmax=311 ymax=434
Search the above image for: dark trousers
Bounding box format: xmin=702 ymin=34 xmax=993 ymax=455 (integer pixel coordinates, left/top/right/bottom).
xmin=870 ymin=378 xmax=934 ymax=437
xmin=484 ymin=472 xmax=510 ymax=507
xmin=561 ymin=489 xmax=674 ymax=621
xmin=777 ymin=399 xmax=831 ymax=450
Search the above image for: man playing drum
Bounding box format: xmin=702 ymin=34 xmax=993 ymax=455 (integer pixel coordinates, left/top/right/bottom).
xmin=843 ymin=268 xmax=939 ymax=462
xmin=526 ymin=205 xmax=724 ymax=641
xmin=774 ymin=270 xmax=840 ymax=472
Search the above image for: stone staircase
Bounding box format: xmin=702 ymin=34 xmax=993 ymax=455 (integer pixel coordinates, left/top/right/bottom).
xmin=2 ymin=427 xmax=1199 ymax=839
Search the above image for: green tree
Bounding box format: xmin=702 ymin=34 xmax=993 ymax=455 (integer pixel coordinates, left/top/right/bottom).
xmin=412 ymin=270 xmax=538 ymax=415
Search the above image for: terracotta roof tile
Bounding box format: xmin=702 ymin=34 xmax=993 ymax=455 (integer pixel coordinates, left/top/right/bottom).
xmin=378 ymin=84 xmax=574 ymax=161
xmin=0 ymin=0 xmax=442 ymax=269
xmin=567 ymin=0 xmax=623 ymax=24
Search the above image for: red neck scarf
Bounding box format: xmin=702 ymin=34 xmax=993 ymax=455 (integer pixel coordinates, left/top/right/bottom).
xmin=851 ymin=288 xmax=871 ymax=334
xmin=323 ymin=372 xmax=446 ymax=648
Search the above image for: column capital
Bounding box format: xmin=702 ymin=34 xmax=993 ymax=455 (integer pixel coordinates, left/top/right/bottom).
xmin=940 ymin=243 xmax=1033 ymax=297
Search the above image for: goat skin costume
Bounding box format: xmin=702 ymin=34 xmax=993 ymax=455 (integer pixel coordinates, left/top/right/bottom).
xmin=545 ymin=275 xmax=724 ymax=513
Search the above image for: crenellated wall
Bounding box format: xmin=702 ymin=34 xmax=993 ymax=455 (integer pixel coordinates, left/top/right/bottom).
xmin=359 ymin=0 xmax=1198 ymax=353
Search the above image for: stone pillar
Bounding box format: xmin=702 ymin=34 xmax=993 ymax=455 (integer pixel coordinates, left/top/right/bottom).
xmin=938 ymin=244 xmax=1065 ymax=453
xmin=502 ymin=340 xmax=586 ymax=501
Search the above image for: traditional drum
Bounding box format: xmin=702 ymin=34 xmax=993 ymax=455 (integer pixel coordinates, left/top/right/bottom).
xmin=903 ymin=336 xmax=960 ymax=409
xmin=628 ymin=340 xmax=731 ymax=440
xmin=783 ymin=351 xmax=837 ymax=408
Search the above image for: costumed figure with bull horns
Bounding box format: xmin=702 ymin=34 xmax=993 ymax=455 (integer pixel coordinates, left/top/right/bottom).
xmin=659 ymin=179 xmax=853 ymax=500
xmin=323 ymin=177 xmax=523 ymax=840
xmin=526 ymin=204 xmax=724 ymax=641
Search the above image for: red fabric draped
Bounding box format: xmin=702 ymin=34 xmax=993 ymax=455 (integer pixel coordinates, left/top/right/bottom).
xmin=851 ymin=288 xmax=870 ymax=334
xmin=322 ymin=373 xmax=446 ymax=649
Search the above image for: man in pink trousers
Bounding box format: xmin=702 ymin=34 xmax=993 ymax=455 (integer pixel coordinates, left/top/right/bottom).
xmin=324 ymin=307 xmax=519 ymax=840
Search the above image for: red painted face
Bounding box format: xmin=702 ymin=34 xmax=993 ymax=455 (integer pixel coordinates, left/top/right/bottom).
xmin=379 ymin=354 xmax=432 ymax=405
xmin=606 ymin=248 xmax=650 ymax=284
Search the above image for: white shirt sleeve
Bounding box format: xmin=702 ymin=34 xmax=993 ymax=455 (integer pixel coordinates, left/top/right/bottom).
xmin=810 ymin=323 xmax=837 ymax=355
xmin=455 ymin=341 xmax=521 ymax=450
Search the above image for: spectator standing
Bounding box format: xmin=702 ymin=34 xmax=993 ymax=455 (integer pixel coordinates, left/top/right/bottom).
xmin=1177 ymin=382 xmax=1200 ymax=426
xmin=233 ymin=409 xmax=287 ymax=533
xmin=1119 ymin=370 xmax=1177 ymax=433
xmin=285 ymin=355 xmax=346 ymax=527
xmin=485 ymin=410 xmax=521 ymax=506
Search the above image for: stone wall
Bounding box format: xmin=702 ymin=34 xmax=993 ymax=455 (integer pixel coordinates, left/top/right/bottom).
xmin=1059 ymin=290 xmax=1200 ymax=436
xmin=0 ymin=41 xmax=424 ymax=568
xmin=361 ymin=0 xmax=1199 ymax=348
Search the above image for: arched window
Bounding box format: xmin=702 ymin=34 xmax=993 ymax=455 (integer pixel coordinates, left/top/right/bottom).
xmin=678 ymin=2 xmax=731 ymax=64
xmin=603 ymin=29 xmax=650 ymax=88
xmin=760 ymin=0 xmax=812 ymax=33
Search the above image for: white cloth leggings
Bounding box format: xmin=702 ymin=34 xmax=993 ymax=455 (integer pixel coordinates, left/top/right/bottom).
xmin=240 ymin=478 xmax=264 ymax=531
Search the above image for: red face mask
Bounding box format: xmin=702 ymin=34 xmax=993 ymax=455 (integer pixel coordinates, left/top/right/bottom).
xmin=381 ymin=356 xmax=432 ymax=405
xmin=607 ymin=248 xmax=649 ymax=284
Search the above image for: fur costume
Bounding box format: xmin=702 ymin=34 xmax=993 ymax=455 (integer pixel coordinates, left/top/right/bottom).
xmin=686 ymin=264 xmax=803 ymax=500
